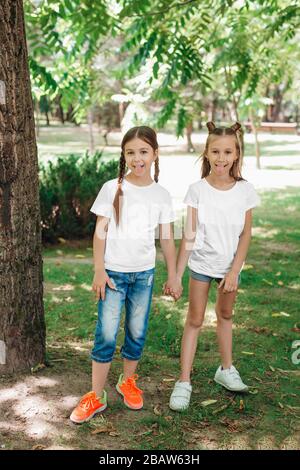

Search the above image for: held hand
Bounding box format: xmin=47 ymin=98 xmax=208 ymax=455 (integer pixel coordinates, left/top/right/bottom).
xmin=163 ymin=277 xmax=183 ymax=301
xmin=218 ymin=271 xmax=239 ymax=294
xmin=92 ymin=270 xmax=116 ymax=301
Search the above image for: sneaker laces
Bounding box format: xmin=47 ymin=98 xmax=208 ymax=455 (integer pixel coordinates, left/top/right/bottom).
xmin=228 ymin=368 xmax=242 ymax=382
xmin=79 ymin=392 xmax=99 ymax=411
xmin=123 ymin=374 xmax=143 ymax=396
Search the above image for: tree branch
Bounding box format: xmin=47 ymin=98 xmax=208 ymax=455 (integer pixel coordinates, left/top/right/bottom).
xmin=126 ymin=0 xmax=201 ymax=18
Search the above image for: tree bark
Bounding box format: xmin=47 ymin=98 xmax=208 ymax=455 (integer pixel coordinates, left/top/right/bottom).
xmin=88 ymin=107 xmax=95 ymax=155
xmin=249 ymin=108 xmax=261 ymax=170
xmin=186 ymin=122 xmax=195 ymax=153
xmin=0 ymin=0 xmax=46 ymax=374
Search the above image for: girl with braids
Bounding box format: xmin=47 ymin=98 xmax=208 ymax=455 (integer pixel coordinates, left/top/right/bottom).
xmin=169 ymin=122 xmax=260 ymax=411
xmin=70 ymin=126 xmax=181 ymax=423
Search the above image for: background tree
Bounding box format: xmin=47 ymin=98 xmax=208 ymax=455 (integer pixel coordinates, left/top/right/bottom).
xmin=0 ymin=0 xmax=46 ymax=373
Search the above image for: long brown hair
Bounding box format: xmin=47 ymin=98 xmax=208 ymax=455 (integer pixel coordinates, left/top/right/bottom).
xmin=201 ymin=121 xmax=245 ymax=180
xmin=113 ymin=126 xmax=159 ymax=225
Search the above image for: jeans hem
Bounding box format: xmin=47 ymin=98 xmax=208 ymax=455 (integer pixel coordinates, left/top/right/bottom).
xmin=91 ymin=355 xmax=113 ymax=364
xmin=121 ymin=353 xmax=142 ymax=361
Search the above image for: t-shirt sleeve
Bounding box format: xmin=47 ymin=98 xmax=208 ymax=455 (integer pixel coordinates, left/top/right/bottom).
xmin=245 ymin=183 xmax=260 ymax=211
xmin=159 ymin=190 xmax=176 ymax=224
xmin=90 ymin=182 xmax=113 ymax=218
xmin=183 ymin=184 xmax=198 ymax=208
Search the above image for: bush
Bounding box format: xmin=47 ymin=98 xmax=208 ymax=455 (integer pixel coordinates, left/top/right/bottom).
xmin=39 ymin=151 xmax=119 ymax=243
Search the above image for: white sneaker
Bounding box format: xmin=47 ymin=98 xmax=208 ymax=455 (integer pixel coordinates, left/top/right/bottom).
xmin=169 ymin=381 xmax=192 ymax=411
xmin=214 ymin=365 xmax=249 ymax=392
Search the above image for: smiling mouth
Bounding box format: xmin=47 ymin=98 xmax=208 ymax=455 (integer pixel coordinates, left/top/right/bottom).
xmin=215 ymin=163 xmax=228 ymax=167
xmin=132 ymin=163 xmax=145 ymax=168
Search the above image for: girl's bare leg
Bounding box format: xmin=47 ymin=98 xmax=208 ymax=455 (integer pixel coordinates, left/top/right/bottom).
xmin=215 ymin=289 xmax=238 ymax=369
xmin=123 ymin=358 xmax=139 ymax=380
xmin=179 ymin=278 xmax=210 ymax=382
xmin=92 ymin=360 xmax=111 ymax=397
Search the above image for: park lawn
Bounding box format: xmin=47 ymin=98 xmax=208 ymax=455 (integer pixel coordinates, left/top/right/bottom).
xmin=36 ymin=124 xmax=300 ymax=164
xmin=1 ymin=187 xmax=299 ymax=450
xmin=40 ymin=186 xmax=300 ymax=450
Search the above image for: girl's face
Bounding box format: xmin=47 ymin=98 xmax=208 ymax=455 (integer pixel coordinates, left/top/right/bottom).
xmin=123 ymin=137 xmax=158 ymax=178
xmin=206 ymin=135 xmax=238 ymax=176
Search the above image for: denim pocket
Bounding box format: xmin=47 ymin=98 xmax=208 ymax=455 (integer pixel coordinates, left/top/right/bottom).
xmin=137 ymin=269 xmax=155 ymax=287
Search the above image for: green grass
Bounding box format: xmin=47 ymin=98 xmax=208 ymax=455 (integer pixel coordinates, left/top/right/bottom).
xmin=43 ymin=187 xmax=300 ymax=450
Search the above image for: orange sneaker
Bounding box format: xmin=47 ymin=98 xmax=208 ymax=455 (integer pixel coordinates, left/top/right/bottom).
xmin=70 ymin=390 xmax=107 ymax=423
xmin=116 ymin=373 xmax=143 ymax=410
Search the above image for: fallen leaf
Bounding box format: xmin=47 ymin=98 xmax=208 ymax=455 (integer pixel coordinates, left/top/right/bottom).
xmin=153 ymin=405 xmax=162 ymax=416
xmin=277 ymin=369 xmax=300 ymax=377
xmin=201 ymin=399 xmax=218 ymax=407
xmin=162 ymin=378 xmax=175 ymax=382
xmin=91 ymin=423 xmax=115 ymax=435
xmin=53 ymin=284 xmax=74 ymax=291
xmin=250 ymin=327 xmax=270 ymax=335
xmin=239 ymin=399 xmax=245 ymax=411
xmin=32 ymin=445 xmax=47 ymax=450
xmin=277 ymin=281 xmax=284 ymax=286
xmin=291 ymin=323 xmax=300 ymax=333
xmin=248 ymin=389 xmax=259 ymax=395
xmin=275 ymin=272 xmax=281 ymax=276
xmin=241 ymin=351 xmax=255 ymax=355
xmin=164 ymin=416 xmax=173 ymax=422
xmin=243 ymin=264 xmax=254 ymax=270
xmin=212 ymin=404 xmax=229 ymax=415
xmin=269 ymin=365 xmax=276 ymax=372
xmin=75 ymin=254 xmax=85 ymax=258
xmin=278 ymin=402 xmax=284 ymax=409
xmin=219 ymin=417 xmax=239 ymax=433
xmin=109 ymin=432 xmax=120 ymax=437
xmin=262 ymin=279 xmax=273 ymax=286
xmin=137 ymin=430 xmax=153 ymax=437
xmin=31 ymin=363 xmax=46 ymax=374
xmin=272 ymin=312 xmax=290 ymax=317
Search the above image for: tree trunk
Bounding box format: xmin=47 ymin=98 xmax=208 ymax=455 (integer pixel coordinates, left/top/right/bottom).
xmin=88 ymin=107 xmax=95 ymax=155
xmin=56 ymin=95 xmax=65 ymax=124
xmin=45 ymin=110 xmax=50 ymax=126
xmin=35 ymin=99 xmax=40 ymax=138
xmin=249 ymin=108 xmax=261 ymax=170
xmin=186 ymin=122 xmax=195 ymax=153
xmin=0 ymin=0 xmax=46 ymax=374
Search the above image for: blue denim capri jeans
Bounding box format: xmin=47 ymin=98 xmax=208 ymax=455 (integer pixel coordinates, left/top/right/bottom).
xmin=91 ymin=268 xmax=155 ymax=363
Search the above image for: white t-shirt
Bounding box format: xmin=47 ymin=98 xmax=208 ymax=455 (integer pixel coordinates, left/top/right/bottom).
xmin=184 ymin=178 xmax=260 ymax=278
xmin=90 ymin=178 xmax=175 ymax=272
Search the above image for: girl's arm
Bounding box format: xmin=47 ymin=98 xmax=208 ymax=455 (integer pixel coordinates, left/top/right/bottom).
xmin=92 ymin=216 xmax=116 ymax=301
xmin=176 ymin=206 xmax=197 ymax=281
xmin=219 ymin=209 xmax=252 ymax=293
xmin=159 ymin=223 xmax=182 ymax=298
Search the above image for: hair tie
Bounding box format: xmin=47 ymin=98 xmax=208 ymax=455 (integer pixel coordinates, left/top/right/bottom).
xmin=206 ymin=121 xmax=216 ymax=133
xmin=231 ymin=122 xmax=242 ymax=133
